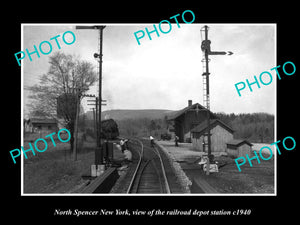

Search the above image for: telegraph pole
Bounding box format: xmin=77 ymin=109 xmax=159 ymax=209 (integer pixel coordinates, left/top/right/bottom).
xmin=73 ymin=90 xmax=80 ymax=161
xmin=87 ymin=97 xmax=99 ymax=147
xmin=95 ymin=97 xmax=99 ymax=148
xmin=73 ymin=92 xmax=95 ymax=161
xmin=76 ymin=25 xmax=106 ymax=166
xmin=200 ymin=25 xmax=233 ymax=175
xmin=94 ymin=26 xmax=106 ymax=165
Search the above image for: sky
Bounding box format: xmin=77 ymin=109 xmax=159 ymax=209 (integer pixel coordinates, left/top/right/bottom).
xmin=22 ymin=23 xmax=276 ymax=116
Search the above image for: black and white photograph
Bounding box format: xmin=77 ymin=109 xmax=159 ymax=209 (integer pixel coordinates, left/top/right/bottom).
xmin=21 ymin=23 xmax=276 ymax=195
xmin=4 ymin=5 xmax=299 ymax=224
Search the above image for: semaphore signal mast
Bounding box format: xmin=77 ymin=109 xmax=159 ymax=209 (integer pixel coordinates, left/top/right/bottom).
xmin=200 ymin=25 xmax=233 ymax=175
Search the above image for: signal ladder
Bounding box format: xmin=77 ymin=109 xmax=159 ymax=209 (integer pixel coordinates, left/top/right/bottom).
xmin=200 ymin=27 xmax=210 ymax=153
xmin=201 ymin=58 xmax=210 ymax=153
xmin=201 ymin=58 xmax=210 ymax=111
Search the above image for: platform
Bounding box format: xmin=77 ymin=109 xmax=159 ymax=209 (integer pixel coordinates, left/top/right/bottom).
xmin=81 ymin=167 xmax=119 ymax=193
xmin=156 ymin=140 xmax=218 ymax=194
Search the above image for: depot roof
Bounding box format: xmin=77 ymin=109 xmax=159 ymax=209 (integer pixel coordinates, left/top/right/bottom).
xmin=226 ymin=139 xmax=253 ymax=147
xmin=191 ymin=119 xmax=234 ymax=135
xmin=167 ymin=103 xmax=215 ymax=121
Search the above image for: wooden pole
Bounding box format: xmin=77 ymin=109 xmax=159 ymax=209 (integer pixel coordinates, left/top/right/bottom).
xmin=73 ymin=91 xmax=80 ymax=161
xmin=95 ymin=26 xmax=105 ymax=165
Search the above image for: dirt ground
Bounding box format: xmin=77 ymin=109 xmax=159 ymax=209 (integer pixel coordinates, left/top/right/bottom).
xmin=158 ymin=140 xmax=275 ymax=194
xmin=192 ymin=155 xmax=274 ymax=193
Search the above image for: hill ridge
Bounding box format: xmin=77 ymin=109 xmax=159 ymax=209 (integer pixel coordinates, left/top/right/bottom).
xmin=84 ymin=109 xmax=174 ymax=121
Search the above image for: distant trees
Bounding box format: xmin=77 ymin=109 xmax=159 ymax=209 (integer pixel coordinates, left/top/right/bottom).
xmin=214 ymin=112 xmax=274 ymax=143
xmin=117 ymin=118 xmax=168 ymax=138
xmin=116 ymin=112 xmax=274 ymax=143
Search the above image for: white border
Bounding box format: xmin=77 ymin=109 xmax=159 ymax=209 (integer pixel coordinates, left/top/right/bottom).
xmin=21 ymin=23 xmax=277 ymax=196
xmin=21 ymin=23 xmax=24 ymax=194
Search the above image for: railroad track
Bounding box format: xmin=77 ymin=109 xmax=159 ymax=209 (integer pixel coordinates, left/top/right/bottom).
xmin=126 ymin=138 xmax=175 ymax=194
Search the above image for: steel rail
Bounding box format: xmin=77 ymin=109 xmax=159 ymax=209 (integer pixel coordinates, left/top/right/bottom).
xmin=130 ymin=159 xmax=151 ymax=193
xmin=126 ymin=138 xmax=171 ymax=194
xmin=126 ymin=139 xmax=144 ymax=194
xmin=153 ymin=145 xmax=171 ymax=194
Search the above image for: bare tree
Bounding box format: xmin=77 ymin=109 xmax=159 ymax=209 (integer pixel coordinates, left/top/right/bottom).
xmin=27 ymin=52 xmax=97 ymax=151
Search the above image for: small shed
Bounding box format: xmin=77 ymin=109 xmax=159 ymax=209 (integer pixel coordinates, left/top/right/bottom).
xmin=226 ymin=139 xmax=253 ymax=158
xmin=191 ymin=119 xmax=234 ymax=153
xmin=27 ymin=118 xmax=58 ymax=133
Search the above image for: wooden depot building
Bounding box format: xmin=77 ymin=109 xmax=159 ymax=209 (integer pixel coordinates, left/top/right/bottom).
xmin=167 ymin=100 xmax=216 ymax=143
xmin=190 ymin=119 xmax=234 ymax=154
xmin=167 ymin=100 xmax=253 ymax=157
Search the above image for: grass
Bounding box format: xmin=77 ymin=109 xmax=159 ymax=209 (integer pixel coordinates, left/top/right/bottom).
xmin=23 ymin=139 xmax=96 ymax=193
xmin=196 ymin=153 xmax=275 ymax=194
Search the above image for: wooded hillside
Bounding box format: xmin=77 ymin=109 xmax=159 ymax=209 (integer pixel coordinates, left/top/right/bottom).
xmin=81 ymin=109 xmax=274 ymax=143
xmin=214 ymin=112 xmax=274 ymax=143
xmin=115 ymin=111 xmax=274 ymax=143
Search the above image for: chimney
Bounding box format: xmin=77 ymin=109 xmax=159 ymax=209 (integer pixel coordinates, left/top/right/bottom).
xmin=188 ymin=100 xmax=192 ymax=107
